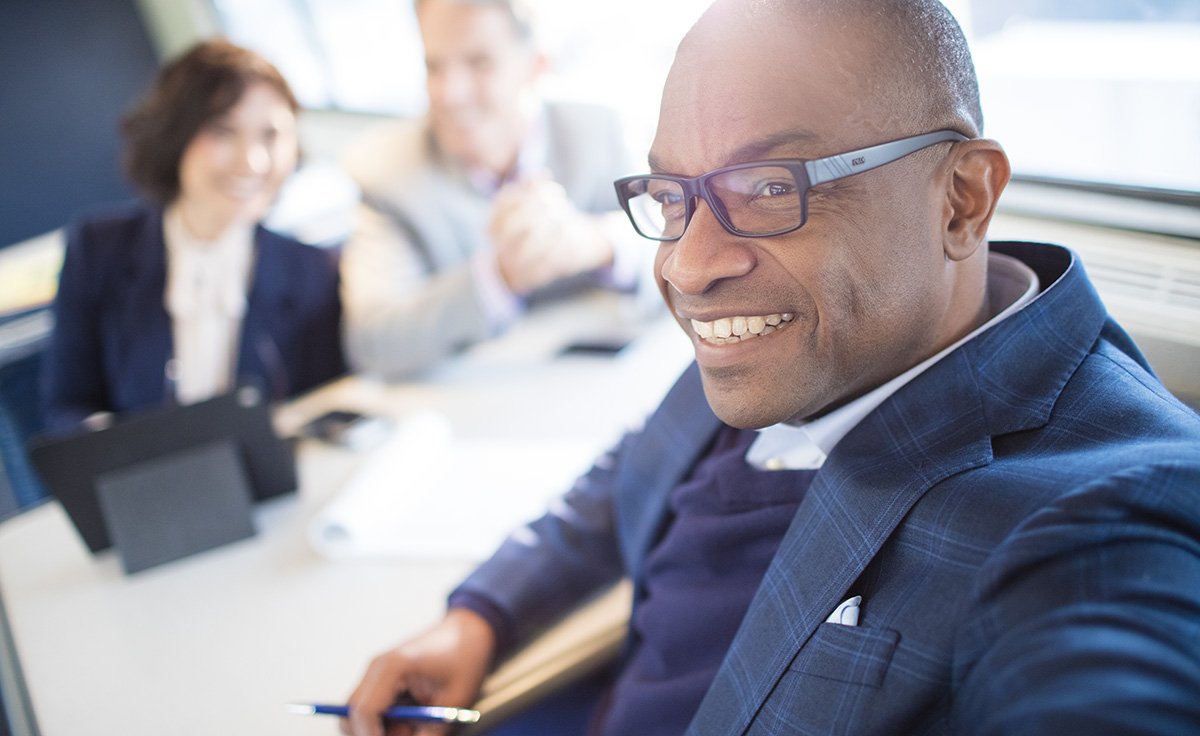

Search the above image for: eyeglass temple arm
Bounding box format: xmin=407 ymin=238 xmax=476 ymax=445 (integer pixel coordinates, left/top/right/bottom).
xmin=804 ymin=130 xmax=968 ymax=186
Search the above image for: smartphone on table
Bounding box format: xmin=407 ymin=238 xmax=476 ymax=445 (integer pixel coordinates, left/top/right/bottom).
xmin=301 ymin=410 xmax=390 ymax=451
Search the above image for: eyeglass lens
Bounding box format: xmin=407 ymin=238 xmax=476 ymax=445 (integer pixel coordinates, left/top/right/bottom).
xmin=624 ymin=164 xmax=807 ymax=239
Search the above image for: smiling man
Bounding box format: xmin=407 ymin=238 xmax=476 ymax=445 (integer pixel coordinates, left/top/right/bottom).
xmin=342 ymin=1 xmax=1200 ymax=734
xmin=339 ymin=0 xmax=640 ymax=380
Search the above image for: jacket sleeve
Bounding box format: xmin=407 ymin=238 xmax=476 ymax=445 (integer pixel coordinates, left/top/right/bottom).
xmin=42 ymin=219 xmax=111 ymax=432
xmin=448 ymin=363 xmax=713 ymax=657
xmin=449 ymin=428 xmax=639 ymax=655
xmin=953 ymin=461 xmax=1200 ymax=735
xmin=338 ymin=198 xmax=495 ymax=380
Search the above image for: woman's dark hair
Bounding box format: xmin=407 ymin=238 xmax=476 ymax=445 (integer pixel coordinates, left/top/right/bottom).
xmin=120 ymin=39 xmax=300 ymax=203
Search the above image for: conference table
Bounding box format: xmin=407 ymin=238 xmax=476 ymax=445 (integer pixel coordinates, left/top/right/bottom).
xmin=0 ymin=291 xmax=694 ymax=736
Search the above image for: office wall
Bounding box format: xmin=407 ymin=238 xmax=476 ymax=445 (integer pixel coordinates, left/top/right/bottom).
xmin=0 ymin=0 xmax=159 ymax=248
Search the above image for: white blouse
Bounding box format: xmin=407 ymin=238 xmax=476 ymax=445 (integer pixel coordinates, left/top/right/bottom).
xmin=162 ymin=205 xmax=255 ymax=406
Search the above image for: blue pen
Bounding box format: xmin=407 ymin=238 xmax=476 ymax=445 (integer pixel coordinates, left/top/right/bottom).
xmin=286 ymin=703 xmax=481 ymax=723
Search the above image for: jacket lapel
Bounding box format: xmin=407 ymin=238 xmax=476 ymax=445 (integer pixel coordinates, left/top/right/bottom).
xmin=688 ymin=348 xmax=995 ymax=735
xmin=238 ymin=228 xmax=293 ymax=400
xmin=115 ymin=210 xmax=173 ymax=406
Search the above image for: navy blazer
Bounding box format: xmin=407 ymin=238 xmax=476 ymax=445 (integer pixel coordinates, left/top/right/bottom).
xmin=458 ymin=241 xmax=1200 ymax=734
xmin=43 ymin=203 xmax=346 ymax=432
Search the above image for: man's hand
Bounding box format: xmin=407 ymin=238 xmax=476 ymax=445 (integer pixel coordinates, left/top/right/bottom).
xmin=490 ymin=179 xmax=614 ymax=295
xmin=341 ymin=608 xmax=496 ymax=736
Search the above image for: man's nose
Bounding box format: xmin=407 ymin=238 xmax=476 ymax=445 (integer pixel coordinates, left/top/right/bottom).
xmin=660 ymin=198 xmax=755 ymax=295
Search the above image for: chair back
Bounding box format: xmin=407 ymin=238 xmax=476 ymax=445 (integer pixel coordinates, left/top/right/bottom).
xmin=0 ymin=349 xmax=48 ymax=514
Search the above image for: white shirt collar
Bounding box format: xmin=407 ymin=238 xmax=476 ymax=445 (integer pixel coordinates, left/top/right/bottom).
xmin=746 ymin=251 xmax=1040 ymax=470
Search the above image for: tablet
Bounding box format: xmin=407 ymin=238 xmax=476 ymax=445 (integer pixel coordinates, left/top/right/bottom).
xmin=29 ymin=384 xmax=296 ymax=553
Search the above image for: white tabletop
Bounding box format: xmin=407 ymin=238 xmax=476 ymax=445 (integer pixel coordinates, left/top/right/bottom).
xmin=0 ymin=292 xmax=694 ymax=736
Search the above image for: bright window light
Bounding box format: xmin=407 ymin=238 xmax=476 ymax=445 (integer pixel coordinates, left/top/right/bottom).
xmin=954 ymin=0 xmax=1200 ymax=194
xmin=212 ymin=0 xmax=1200 ymax=195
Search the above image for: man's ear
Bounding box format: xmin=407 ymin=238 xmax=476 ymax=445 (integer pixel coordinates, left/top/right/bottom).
xmin=942 ymin=139 xmax=1011 ymax=262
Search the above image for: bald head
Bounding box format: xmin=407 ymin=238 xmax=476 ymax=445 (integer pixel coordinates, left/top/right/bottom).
xmin=682 ymin=0 xmax=983 ymax=139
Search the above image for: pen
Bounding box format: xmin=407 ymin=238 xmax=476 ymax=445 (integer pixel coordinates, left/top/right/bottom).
xmin=286 ymin=703 xmax=481 ymax=723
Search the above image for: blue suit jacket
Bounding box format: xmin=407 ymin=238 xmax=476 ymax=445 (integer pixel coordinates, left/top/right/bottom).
xmin=458 ymin=241 xmax=1200 ymax=734
xmin=43 ymin=203 xmax=346 ymax=432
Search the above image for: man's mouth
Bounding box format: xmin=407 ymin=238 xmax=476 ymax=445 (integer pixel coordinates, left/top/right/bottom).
xmin=689 ymin=312 xmax=795 ymax=345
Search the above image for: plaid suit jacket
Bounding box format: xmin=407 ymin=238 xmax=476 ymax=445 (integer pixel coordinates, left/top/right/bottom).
xmin=459 ymin=241 xmax=1200 ymax=735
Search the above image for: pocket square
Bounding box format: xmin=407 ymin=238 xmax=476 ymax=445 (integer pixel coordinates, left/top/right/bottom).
xmin=825 ymin=595 xmax=862 ymax=626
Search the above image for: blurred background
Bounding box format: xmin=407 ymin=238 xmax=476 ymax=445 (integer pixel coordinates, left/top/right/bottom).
xmin=2 ymin=0 xmax=1197 ymax=250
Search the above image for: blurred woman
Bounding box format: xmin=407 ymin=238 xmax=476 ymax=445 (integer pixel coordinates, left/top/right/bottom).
xmin=43 ymin=39 xmax=345 ymax=432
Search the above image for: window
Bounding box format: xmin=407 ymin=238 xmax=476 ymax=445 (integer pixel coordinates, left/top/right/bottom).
xmin=956 ymin=0 xmax=1200 ymax=194
xmin=210 ymin=0 xmax=427 ymax=115
xmin=209 ymin=0 xmax=1199 ymax=200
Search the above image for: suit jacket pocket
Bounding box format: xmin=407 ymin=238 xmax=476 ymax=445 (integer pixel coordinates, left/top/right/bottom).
xmin=787 ymin=623 xmax=900 ymax=688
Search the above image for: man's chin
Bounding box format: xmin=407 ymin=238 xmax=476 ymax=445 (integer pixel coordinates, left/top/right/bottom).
xmin=698 ymin=369 xmax=793 ymax=430
xmin=434 ymin=129 xmax=487 ymax=166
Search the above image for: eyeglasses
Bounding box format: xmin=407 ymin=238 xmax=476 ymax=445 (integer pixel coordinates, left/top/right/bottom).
xmin=613 ymin=129 xmax=968 ymax=241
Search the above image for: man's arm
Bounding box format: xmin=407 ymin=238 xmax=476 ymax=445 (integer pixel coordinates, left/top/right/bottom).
xmin=339 ymin=201 xmax=495 ymax=380
xmin=448 ymin=427 xmax=635 ymax=652
xmin=342 ymin=424 xmax=638 ymax=736
xmin=954 ymin=463 xmax=1200 ymax=735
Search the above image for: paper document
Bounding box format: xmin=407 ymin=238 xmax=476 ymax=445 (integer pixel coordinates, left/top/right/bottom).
xmin=308 ymin=411 xmax=602 ymax=561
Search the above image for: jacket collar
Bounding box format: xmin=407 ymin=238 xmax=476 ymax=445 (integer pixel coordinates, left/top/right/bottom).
xmin=117 ymin=207 xmax=173 ymax=402
xmin=618 ymin=362 xmax=723 ymax=589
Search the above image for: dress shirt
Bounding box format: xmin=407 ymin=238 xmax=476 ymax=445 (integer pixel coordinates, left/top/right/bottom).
xmin=746 ymin=251 xmax=1039 ymax=471
xmin=162 ymin=206 xmax=254 ymax=405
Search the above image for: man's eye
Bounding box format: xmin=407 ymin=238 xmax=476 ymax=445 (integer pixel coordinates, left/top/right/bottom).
xmin=753 ymin=181 xmax=796 ymax=198
xmin=652 ymin=190 xmax=684 ymax=206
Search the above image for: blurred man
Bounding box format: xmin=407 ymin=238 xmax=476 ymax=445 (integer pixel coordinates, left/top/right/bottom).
xmin=339 ymin=0 xmax=640 ymax=379
xmin=342 ymin=0 xmax=1200 ymax=734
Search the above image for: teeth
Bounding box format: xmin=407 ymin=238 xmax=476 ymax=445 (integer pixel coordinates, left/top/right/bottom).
xmin=689 ymin=312 xmax=794 ymax=344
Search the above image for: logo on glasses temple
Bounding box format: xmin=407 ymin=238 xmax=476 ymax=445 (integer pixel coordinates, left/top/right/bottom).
xmin=851 ymin=156 xmax=866 ymax=166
